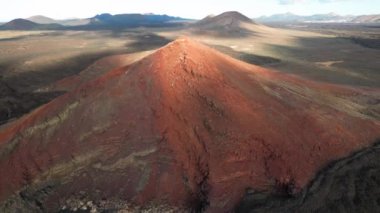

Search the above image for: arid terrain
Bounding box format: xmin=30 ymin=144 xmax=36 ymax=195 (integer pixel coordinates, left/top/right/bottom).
xmin=0 ymin=11 xmax=379 ymax=212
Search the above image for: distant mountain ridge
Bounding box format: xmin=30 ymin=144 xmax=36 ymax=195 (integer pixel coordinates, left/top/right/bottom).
xmin=0 ymin=18 xmax=63 ymax=30
xmin=0 ymin=13 xmax=192 ymax=30
xmin=26 ymin=13 xmax=191 ymax=27
xmin=89 ymin=13 xmax=190 ymax=28
xmin=2 ymin=19 xmax=39 ymax=30
xmin=2 ymin=12 xmax=379 ymax=30
xmin=26 ymin=15 xmax=90 ymax=26
xmin=255 ymin=13 xmax=380 ymax=23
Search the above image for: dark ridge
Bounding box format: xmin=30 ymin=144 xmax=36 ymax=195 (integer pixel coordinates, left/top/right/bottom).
xmin=0 ymin=19 xmax=63 ymax=30
xmin=0 ymin=79 xmax=64 ymax=125
xmin=2 ymin=19 xmax=38 ymax=29
xmin=193 ymin=162 xmax=210 ymax=212
xmin=71 ymin=13 xmax=190 ymax=30
xmin=348 ymin=37 xmax=380 ymax=49
xmin=0 ymin=14 xmax=192 ymax=31
xmin=125 ymin=33 xmax=173 ymax=53
xmin=236 ymin=138 xmax=380 ymax=213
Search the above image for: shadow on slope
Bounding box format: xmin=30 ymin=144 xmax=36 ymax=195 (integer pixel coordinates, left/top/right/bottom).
xmin=237 ymin=139 xmax=380 ymax=213
xmin=348 ymin=37 xmax=380 ymax=49
xmin=1 ymin=50 xmax=130 ymax=92
xmin=125 ymin=33 xmax=173 ymax=52
xmin=211 ymin=45 xmax=281 ymax=66
xmin=189 ymin=27 xmax=256 ymax=38
xmin=265 ymin=36 xmax=380 ymax=87
xmin=0 ymin=32 xmax=173 ymax=125
xmin=0 ymin=80 xmax=64 ymax=125
xmin=0 ymin=31 xmax=66 ymax=42
xmin=0 ymin=50 xmax=129 ymax=125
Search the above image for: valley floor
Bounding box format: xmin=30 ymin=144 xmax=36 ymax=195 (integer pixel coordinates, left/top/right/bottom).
xmin=0 ymin=24 xmax=379 ymax=125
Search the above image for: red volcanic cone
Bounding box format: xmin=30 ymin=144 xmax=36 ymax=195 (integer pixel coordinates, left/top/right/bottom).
xmin=0 ymin=37 xmax=379 ymax=212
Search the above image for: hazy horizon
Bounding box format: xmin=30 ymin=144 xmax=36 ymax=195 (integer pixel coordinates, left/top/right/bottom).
xmin=1 ymin=0 xmax=379 ymax=22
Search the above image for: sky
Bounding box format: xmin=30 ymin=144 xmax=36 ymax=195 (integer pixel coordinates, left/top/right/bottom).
xmin=0 ymin=0 xmax=379 ymax=22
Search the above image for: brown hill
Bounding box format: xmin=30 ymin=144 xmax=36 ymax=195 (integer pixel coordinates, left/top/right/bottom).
xmin=0 ymin=37 xmax=379 ymax=212
xmin=196 ymin=11 xmax=254 ymax=26
xmin=2 ymin=19 xmax=39 ymax=30
xmin=58 ymin=18 xmax=91 ymax=26
xmin=193 ymin=11 xmax=258 ymax=37
xmin=27 ymin=15 xmax=56 ymax=24
xmin=27 ymin=15 xmax=92 ymax=26
xmin=1 ymin=18 xmax=62 ymax=30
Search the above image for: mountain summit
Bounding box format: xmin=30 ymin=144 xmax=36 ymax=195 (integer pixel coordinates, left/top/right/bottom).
xmin=193 ymin=11 xmax=258 ymax=37
xmin=2 ymin=19 xmax=39 ymax=30
xmin=197 ymin=11 xmax=254 ymax=26
xmin=1 ymin=18 xmax=62 ymax=30
xmin=0 ymin=37 xmax=379 ymax=212
xmin=27 ymin=15 xmax=56 ymax=24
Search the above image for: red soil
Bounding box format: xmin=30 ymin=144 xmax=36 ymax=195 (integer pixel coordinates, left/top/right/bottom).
xmin=0 ymin=37 xmax=379 ymax=212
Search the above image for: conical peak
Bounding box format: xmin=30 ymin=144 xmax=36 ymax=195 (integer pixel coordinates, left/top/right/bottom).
xmin=208 ymin=11 xmax=253 ymax=23
xmin=156 ymin=37 xmax=208 ymax=55
xmin=171 ymin=36 xmax=203 ymax=45
xmin=136 ymin=36 xmax=235 ymax=80
xmin=220 ymin=11 xmax=250 ymax=18
xmin=152 ymin=36 xmax=247 ymax=69
xmin=169 ymin=36 xmax=194 ymax=45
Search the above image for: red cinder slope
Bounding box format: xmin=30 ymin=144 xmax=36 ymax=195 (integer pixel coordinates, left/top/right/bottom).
xmin=0 ymin=37 xmax=379 ymax=212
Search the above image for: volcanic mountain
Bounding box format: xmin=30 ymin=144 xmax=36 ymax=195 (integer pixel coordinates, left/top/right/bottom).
xmin=27 ymin=15 xmax=91 ymax=26
xmin=1 ymin=19 xmax=39 ymax=30
xmin=87 ymin=13 xmax=189 ymax=29
xmin=197 ymin=11 xmax=253 ymax=26
xmin=27 ymin=15 xmax=57 ymax=24
xmin=193 ymin=11 xmax=258 ymax=37
xmin=0 ymin=38 xmax=379 ymax=212
xmin=1 ymin=18 xmax=62 ymax=30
